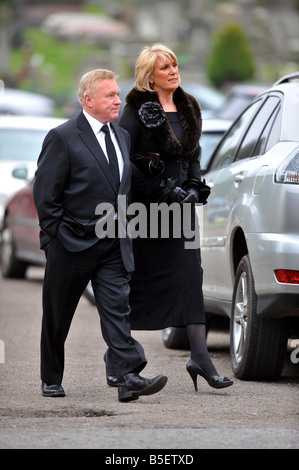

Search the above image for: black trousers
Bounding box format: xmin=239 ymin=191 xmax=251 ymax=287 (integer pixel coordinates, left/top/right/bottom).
xmin=40 ymin=237 xmax=147 ymax=385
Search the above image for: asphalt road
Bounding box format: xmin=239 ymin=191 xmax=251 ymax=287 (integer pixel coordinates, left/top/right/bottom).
xmin=0 ymin=267 xmax=298 ymax=451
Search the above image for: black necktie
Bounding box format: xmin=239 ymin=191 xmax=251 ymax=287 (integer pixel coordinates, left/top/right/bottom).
xmin=101 ymin=124 xmax=120 ymax=190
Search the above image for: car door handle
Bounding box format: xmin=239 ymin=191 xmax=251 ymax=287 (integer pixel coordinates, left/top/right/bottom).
xmin=234 ymin=173 xmax=245 ymax=183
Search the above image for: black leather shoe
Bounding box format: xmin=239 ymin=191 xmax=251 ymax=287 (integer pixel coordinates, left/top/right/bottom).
xmin=118 ymin=373 xmax=168 ymax=402
xmin=41 ymin=382 xmax=65 ymax=397
xmin=107 ymin=375 xmax=118 ymax=387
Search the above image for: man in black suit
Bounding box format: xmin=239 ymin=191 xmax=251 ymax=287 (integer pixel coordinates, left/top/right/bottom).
xmin=33 ymin=69 xmax=167 ymax=402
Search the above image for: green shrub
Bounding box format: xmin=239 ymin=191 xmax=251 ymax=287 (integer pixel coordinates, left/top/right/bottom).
xmin=207 ymin=22 xmax=256 ymax=87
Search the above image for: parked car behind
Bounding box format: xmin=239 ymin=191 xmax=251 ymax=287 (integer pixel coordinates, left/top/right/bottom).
xmin=164 ymin=72 xmax=299 ymax=382
xmin=0 ymin=116 xmax=66 ymax=232
xmin=1 ymin=179 xmax=42 ymax=278
xmin=0 ymin=88 xmax=55 ymax=117
xmin=214 ymin=83 xmax=268 ymax=120
xmin=199 ymin=118 xmax=232 ymax=169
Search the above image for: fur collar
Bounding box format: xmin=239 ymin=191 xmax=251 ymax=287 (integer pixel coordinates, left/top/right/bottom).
xmin=125 ymin=86 xmax=202 ymax=158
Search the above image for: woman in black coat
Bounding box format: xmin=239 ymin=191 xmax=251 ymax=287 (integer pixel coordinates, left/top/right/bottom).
xmin=119 ymin=44 xmax=233 ymax=391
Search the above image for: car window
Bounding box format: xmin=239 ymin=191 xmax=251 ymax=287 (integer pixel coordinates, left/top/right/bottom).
xmin=208 ymin=99 xmax=263 ymax=171
xmin=235 ymin=96 xmax=280 ymax=161
xmin=0 ymin=129 xmax=46 ymax=161
xmin=215 ymin=95 xmax=254 ymax=120
xmin=252 ymin=108 xmax=277 ymax=156
xmin=253 ymin=104 xmax=281 ymax=155
xmin=199 ymin=131 xmax=227 ymax=169
xmin=263 ymin=105 xmax=281 ymax=152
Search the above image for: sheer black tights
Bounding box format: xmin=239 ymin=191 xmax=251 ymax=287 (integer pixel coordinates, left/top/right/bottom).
xmin=186 ymin=323 xmax=218 ymax=377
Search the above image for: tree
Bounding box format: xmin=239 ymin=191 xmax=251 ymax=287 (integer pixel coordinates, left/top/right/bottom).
xmin=207 ymin=22 xmax=256 ymax=88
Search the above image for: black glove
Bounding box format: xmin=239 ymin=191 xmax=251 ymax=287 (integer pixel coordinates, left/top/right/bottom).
xmin=181 ymin=187 xmax=199 ymax=205
xmin=164 ymin=186 xmax=187 ymax=204
xmin=182 ymin=178 xmax=211 ymax=205
xmin=155 ymin=178 xmax=187 ymax=203
xmin=197 ymin=180 xmax=211 ymax=205
xmin=131 ymin=153 xmax=165 ymax=176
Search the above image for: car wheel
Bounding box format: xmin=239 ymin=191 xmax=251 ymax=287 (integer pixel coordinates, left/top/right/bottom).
xmin=84 ymin=281 xmax=96 ymax=304
xmin=0 ymin=224 xmax=27 ymax=278
xmin=162 ymin=327 xmax=190 ymax=350
xmin=230 ymin=255 xmax=288 ymax=381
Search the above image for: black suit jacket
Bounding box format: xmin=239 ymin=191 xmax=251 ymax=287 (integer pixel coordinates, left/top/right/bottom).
xmin=33 ymin=111 xmax=134 ymax=272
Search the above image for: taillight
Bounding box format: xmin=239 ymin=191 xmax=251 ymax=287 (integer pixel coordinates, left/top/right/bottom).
xmin=275 ymin=151 xmax=299 ymax=184
xmin=274 ymin=269 xmax=299 ymax=284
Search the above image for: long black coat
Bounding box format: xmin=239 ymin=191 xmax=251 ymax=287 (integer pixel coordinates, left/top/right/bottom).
xmin=119 ymin=87 xmax=206 ymax=329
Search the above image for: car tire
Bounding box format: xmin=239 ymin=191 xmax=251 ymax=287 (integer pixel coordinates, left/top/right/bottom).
xmin=230 ymin=255 xmax=288 ymax=381
xmin=84 ymin=281 xmax=96 ymax=304
xmin=0 ymin=224 xmax=27 ymax=278
xmin=162 ymin=327 xmax=190 ymax=350
xmin=162 ymin=316 xmax=212 ymax=350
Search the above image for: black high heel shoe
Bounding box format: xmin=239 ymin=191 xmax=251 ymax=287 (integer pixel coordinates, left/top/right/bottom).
xmin=186 ymin=359 xmax=233 ymax=391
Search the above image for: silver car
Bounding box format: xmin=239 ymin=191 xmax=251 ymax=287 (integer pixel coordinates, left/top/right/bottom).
xmin=0 ymin=115 xmax=66 ymax=231
xmin=164 ymin=73 xmax=299 ymax=381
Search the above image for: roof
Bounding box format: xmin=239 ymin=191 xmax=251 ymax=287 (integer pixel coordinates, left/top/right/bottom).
xmin=41 ymin=12 xmax=129 ymax=40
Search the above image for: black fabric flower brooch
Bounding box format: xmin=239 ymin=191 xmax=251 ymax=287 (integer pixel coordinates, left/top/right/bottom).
xmin=138 ymin=102 xmax=166 ymax=128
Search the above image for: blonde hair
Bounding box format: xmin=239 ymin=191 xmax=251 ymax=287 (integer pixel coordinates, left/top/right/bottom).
xmin=77 ymin=69 xmax=118 ymax=105
xmin=134 ymin=44 xmax=180 ymax=92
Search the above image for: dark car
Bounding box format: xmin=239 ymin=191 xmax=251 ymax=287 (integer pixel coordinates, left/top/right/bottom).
xmin=0 ymin=180 xmax=42 ymax=278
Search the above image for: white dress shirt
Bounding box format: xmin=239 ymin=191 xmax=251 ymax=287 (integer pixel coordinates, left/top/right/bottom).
xmin=83 ymin=109 xmax=124 ymax=181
